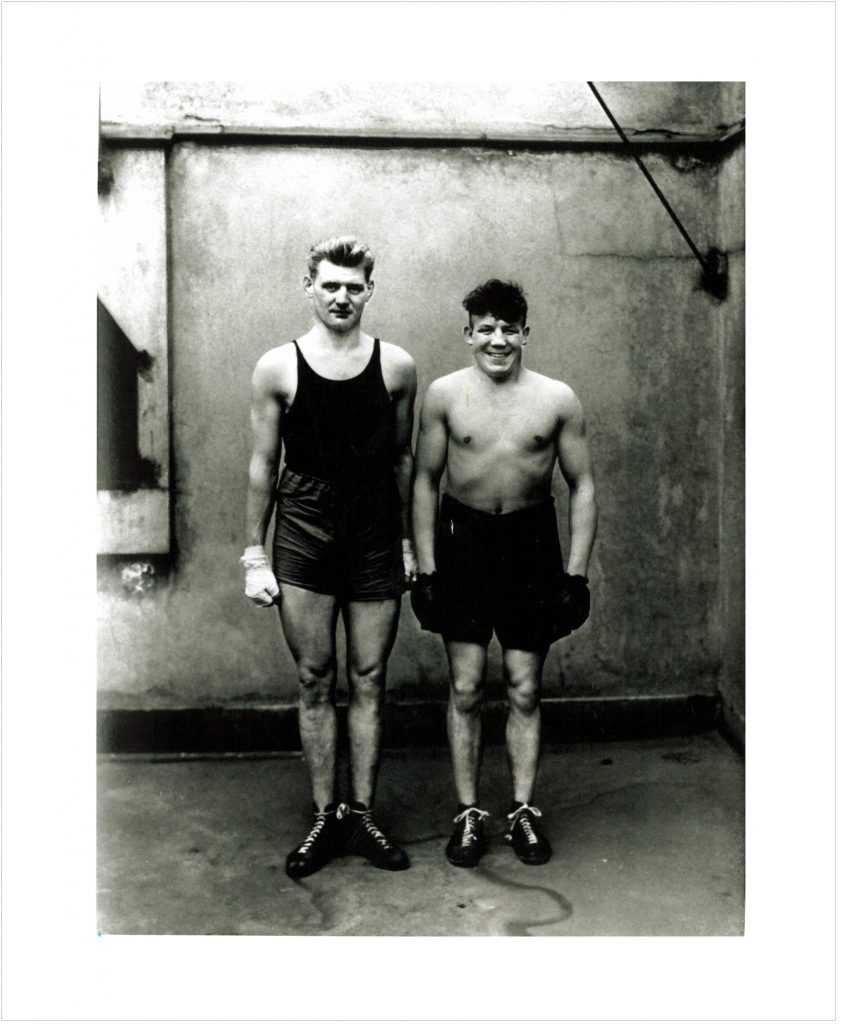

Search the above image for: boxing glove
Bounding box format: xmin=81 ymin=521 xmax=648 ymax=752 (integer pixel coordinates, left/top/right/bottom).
xmin=554 ymin=574 xmax=590 ymax=637
xmin=411 ymin=572 xmax=441 ymax=632
xmin=240 ymin=546 xmax=280 ymax=608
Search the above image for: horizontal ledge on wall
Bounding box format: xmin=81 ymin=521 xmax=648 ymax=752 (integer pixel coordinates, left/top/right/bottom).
xmin=97 ymin=693 xmax=723 ymax=756
xmin=100 ymin=121 xmax=744 ymax=148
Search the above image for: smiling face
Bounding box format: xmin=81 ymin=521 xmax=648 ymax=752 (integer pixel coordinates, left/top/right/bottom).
xmin=304 ymin=260 xmax=374 ymax=333
xmin=464 ymin=313 xmax=530 ymax=380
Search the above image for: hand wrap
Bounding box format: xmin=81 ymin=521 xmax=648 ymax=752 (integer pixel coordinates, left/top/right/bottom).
xmin=410 ymin=572 xmax=441 ymax=633
xmin=401 ymin=538 xmax=419 ymax=592
xmin=553 ymin=574 xmax=590 ymax=637
xmin=240 ymin=546 xmax=280 ymax=608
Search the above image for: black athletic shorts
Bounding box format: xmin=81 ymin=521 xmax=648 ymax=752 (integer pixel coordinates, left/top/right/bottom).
xmin=436 ymin=493 xmax=565 ymax=652
xmin=272 ymin=468 xmax=404 ymax=601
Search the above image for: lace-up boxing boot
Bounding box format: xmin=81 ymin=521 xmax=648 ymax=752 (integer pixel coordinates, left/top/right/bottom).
xmin=285 ymin=802 xmax=348 ymax=879
xmin=344 ymin=802 xmax=410 ymax=870
xmin=505 ymin=803 xmax=552 ymax=865
xmin=445 ymin=805 xmax=489 ymax=867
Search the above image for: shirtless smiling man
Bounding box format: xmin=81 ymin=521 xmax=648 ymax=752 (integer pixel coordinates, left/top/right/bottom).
xmin=412 ymin=279 xmax=598 ymax=867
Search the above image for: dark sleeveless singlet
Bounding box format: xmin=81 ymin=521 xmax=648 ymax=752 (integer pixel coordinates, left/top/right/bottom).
xmin=283 ymin=338 xmax=396 ymax=495
xmin=273 ymin=339 xmax=403 ymax=598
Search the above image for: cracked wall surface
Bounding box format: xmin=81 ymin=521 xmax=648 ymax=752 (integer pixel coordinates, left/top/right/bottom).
xmin=97 ymin=85 xmax=744 ymax=714
xmin=101 ymin=81 xmax=744 ymax=140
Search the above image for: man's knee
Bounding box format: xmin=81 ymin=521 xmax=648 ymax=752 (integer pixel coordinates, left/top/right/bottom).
xmin=348 ymin=660 xmax=386 ymax=704
xmin=297 ymin=660 xmax=335 ymax=708
xmin=450 ymin=673 xmax=484 ymax=715
xmin=507 ymin=672 xmax=540 ymax=715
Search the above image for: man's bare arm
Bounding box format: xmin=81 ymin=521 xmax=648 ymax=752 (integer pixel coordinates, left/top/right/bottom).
xmin=412 ymin=382 xmax=450 ymax=574
xmin=556 ymin=390 xmax=598 ymax=577
xmin=245 ymin=355 xmax=283 ymax=548
xmin=241 ymin=354 xmax=285 ymax=607
xmin=390 ymin=354 xmax=418 ymax=539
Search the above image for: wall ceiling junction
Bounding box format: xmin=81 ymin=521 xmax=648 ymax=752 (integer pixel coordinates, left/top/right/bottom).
xmin=100 ymin=81 xmax=745 ymax=145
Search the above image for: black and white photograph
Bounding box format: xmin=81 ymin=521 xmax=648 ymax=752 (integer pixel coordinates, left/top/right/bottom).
xmin=2 ymin=3 xmax=835 ymax=1021
xmin=94 ymin=78 xmax=746 ymax=939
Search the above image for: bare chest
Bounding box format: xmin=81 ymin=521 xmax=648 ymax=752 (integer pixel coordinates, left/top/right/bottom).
xmin=298 ymin=342 xmax=374 ymax=381
xmin=446 ymin=399 xmax=559 ymax=455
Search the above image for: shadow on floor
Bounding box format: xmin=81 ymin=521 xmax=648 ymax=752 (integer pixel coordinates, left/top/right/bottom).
xmin=97 ymin=731 xmax=744 ymax=936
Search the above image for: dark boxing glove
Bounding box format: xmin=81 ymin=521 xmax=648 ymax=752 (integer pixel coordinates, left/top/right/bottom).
xmin=411 ymin=572 xmax=441 ymax=633
xmin=554 ymin=574 xmax=591 ymax=638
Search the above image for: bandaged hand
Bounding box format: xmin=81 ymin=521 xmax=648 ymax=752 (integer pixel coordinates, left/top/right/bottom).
xmin=240 ymin=546 xmax=280 ymax=608
xmin=411 ymin=572 xmax=441 ymax=632
xmin=554 ymin=574 xmax=590 ymax=637
xmin=402 ymin=538 xmax=419 ymax=589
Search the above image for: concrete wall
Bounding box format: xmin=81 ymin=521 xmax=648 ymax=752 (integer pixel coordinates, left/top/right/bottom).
xmin=101 ymin=81 xmax=744 ymax=141
xmin=716 ymin=144 xmax=746 ymax=739
xmin=97 ymin=83 xmax=744 ymax=717
xmin=97 ymin=146 xmax=170 ymax=553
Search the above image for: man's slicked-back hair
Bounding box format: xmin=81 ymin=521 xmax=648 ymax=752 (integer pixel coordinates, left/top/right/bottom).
xmin=462 ymin=279 xmax=528 ymax=326
xmin=307 ymin=235 xmax=375 ymax=281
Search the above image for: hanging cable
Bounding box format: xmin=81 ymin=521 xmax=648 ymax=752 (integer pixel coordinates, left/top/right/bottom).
xmin=587 ymin=82 xmax=728 ymax=299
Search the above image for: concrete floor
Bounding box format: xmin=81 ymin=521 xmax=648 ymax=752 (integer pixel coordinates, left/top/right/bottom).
xmin=97 ymin=731 xmax=743 ymax=936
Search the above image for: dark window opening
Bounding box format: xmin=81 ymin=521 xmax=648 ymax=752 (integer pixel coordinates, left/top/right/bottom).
xmin=97 ymin=298 xmax=158 ymax=490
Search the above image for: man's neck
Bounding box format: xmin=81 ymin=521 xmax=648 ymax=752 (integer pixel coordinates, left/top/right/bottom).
xmin=470 ymin=360 xmax=525 ymax=388
xmin=305 ymin=321 xmax=365 ymax=351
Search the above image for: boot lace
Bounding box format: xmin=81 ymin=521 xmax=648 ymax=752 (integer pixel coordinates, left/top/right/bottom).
xmin=296 ymin=813 xmax=327 ymax=855
xmin=359 ymin=810 xmax=393 ymax=849
xmin=507 ymin=804 xmax=542 ymax=845
xmin=453 ymin=807 xmax=489 ymax=846
xmin=296 ymin=803 xmax=347 ymax=854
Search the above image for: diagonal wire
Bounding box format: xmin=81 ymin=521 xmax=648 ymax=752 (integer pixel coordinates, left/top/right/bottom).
xmin=587 ymin=82 xmax=708 ymax=272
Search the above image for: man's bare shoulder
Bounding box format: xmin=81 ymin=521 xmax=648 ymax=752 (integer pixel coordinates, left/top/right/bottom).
xmin=380 ymin=340 xmax=415 ymax=369
xmin=415 ymin=371 xmax=465 ymax=422
xmin=252 ymin=342 xmax=296 ymax=394
xmin=379 ymin=342 xmax=416 ymax=401
xmin=524 ymin=369 xmax=581 ymax=414
xmin=425 ymin=367 xmax=474 ymax=400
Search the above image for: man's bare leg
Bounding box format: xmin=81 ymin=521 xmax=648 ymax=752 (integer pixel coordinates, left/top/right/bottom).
xmin=342 ymin=598 xmax=400 ymax=806
xmin=502 ymin=647 xmax=545 ymax=803
xmin=502 ymin=647 xmax=552 ymax=864
xmin=445 ymin=641 xmax=488 ymax=805
xmin=279 ymin=584 xmax=340 ymax=811
xmin=342 ymin=597 xmax=408 ymax=870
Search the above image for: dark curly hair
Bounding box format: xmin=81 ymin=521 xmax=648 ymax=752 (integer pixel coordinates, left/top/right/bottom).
xmin=462 ymin=279 xmax=528 ymax=326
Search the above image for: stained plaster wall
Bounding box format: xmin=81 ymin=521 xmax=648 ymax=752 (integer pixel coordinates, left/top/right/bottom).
xmin=100 ymin=81 xmax=744 ymax=140
xmin=97 ymin=83 xmax=744 ymax=717
xmin=715 ymin=144 xmax=746 ymax=734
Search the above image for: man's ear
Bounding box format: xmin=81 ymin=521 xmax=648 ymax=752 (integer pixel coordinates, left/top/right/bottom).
xmin=463 ymin=324 xmax=473 ymax=344
xmin=367 ymin=277 xmax=375 ymax=299
xmin=522 ymin=325 xmax=531 ymax=343
xmin=303 ymin=275 xmax=313 ymax=297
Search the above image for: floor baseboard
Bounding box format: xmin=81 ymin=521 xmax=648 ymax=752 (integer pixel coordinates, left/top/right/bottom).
xmin=97 ymin=693 xmax=723 ymax=755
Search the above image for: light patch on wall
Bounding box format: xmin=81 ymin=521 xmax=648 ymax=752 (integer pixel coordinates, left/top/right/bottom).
xmin=98 ymin=146 xmax=170 ymax=555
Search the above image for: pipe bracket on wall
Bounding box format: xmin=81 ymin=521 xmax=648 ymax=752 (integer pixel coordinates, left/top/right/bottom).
xmin=701 ymin=248 xmax=729 ymax=301
xmin=587 ymin=82 xmax=730 ymax=302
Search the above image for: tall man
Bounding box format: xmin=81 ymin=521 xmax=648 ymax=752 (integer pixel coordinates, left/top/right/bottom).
xmin=412 ymin=280 xmax=597 ymax=868
xmin=242 ymin=236 xmax=417 ymax=878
